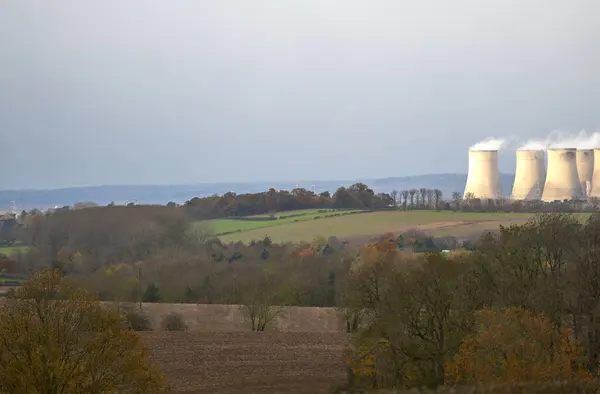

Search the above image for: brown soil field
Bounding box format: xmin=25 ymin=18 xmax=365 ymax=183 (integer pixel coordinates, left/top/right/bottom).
xmin=142 ymin=331 xmax=349 ymax=394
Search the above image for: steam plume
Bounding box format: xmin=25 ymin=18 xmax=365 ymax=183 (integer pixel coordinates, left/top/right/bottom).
xmin=520 ymin=130 xmax=600 ymax=150
xmin=469 ymin=138 xmax=506 ymax=151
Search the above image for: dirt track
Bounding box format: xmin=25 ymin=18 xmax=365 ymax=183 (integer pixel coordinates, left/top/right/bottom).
xmin=142 ymin=331 xmax=349 ymax=394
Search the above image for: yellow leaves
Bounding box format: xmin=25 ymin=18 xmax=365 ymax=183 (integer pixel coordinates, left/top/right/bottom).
xmin=346 ymin=338 xmax=393 ymax=388
xmin=0 ymin=269 xmax=169 ymax=394
xmin=445 ymin=307 xmax=589 ymax=386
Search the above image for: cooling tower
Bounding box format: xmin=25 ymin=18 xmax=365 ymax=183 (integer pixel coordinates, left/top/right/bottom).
xmin=589 ymin=149 xmax=600 ymax=198
xmin=577 ymin=149 xmax=594 ymax=197
xmin=463 ymin=149 xmax=503 ymax=199
xmin=541 ymin=148 xmax=584 ymax=202
xmin=510 ymin=149 xmax=546 ymax=200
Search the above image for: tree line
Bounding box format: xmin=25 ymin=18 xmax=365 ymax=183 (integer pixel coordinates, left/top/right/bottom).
xmin=6 ymin=201 xmax=600 ymax=391
xmin=339 ymin=212 xmax=600 ymax=391
xmin=183 ymin=182 xmax=395 ymax=220
xmin=175 ymin=184 xmax=600 ymax=219
xmin=15 ymin=182 xmax=600 ymax=226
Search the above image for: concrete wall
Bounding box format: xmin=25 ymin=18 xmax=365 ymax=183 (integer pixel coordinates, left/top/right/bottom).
xmin=111 ymin=302 xmax=346 ymax=333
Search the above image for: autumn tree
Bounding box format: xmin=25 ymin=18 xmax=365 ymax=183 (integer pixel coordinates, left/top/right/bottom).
xmin=445 ymin=307 xmax=589 ymax=385
xmin=343 ymin=246 xmax=477 ymax=389
xmin=569 ymin=213 xmax=600 ymax=369
xmin=0 ymin=269 xmax=169 ymax=393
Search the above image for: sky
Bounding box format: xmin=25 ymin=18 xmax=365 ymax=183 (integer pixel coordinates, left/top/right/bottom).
xmin=1 ymin=0 xmax=599 ymax=190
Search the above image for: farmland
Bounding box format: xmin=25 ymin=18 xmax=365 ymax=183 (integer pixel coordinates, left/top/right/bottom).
xmin=142 ymin=331 xmax=348 ymax=394
xmin=201 ymin=208 xmax=364 ymax=235
xmin=0 ymin=245 xmax=28 ymax=255
xmin=216 ymin=210 xmax=537 ymax=244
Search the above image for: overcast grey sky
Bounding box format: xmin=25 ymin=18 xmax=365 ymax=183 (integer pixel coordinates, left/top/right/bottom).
xmin=1 ymin=0 xmax=599 ymax=189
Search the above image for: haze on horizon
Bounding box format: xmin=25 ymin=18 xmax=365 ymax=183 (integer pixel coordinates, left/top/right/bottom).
xmin=1 ymin=0 xmax=599 ymax=190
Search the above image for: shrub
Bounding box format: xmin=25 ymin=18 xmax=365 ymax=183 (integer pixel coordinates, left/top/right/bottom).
xmin=124 ymin=307 xmax=152 ymax=331
xmin=395 ymin=380 xmax=600 ymax=393
xmin=161 ymin=312 xmax=187 ymax=331
xmin=332 ymin=380 xmax=600 ymax=393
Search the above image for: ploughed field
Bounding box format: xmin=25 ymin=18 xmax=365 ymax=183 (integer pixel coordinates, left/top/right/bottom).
xmin=142 ymin=331 xmax=348 ymax=394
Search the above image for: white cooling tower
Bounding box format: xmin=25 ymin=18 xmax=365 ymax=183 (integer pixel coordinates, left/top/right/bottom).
xmin=541 ymin=148 xmax=584 ymax=202
xmin=510 ymin=149 xmax=546 ymax=200
xmin=589 ymin=149 xmax=600 ymax=198
xmin=463 ymin=149 xmax=503 ymax=199
xmin=576 ymin=149 xmax=594 ymax=197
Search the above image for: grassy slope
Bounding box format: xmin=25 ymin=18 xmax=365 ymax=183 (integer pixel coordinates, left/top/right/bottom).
xmin=0 ymin=245 xmax=29 ymax=255
xmin=218 ymin=210 xmax=537 ymax=244
xmin=200 ymin=209 xmax=363 ymax=234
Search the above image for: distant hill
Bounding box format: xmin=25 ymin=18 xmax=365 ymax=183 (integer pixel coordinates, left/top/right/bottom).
xmin=0 ymin=173 xmax=515 ymax=211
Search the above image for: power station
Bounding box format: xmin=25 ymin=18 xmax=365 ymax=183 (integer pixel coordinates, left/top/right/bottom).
xmin=463 ymin=149 xmax=503 ymax=199
xmin=463 ymin=142 xmax=600 ymax=202
xmin=541 ymin=148 xmax=584 ymax=202
xmin=511 ymin=149 xmax=545 ymax=200
xmin=576 ymin=149 xmax=594 ymax=197
xmin=589 ymin=149 xmax=600 ymax=198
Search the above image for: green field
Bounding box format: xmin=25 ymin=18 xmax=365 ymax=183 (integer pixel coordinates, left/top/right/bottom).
xmin=216 ymin=210 xmax=541 ymax=244
xmin=0 ymin=245 xmax=29 ymax=255
xmin=200 ymin=209 xmax=364 ymax=235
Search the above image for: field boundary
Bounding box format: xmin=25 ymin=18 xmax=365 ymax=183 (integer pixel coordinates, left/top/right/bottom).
xmin=214 ymin=209 xmax=374 ymax=237
xmin=219 ymin=210 xmax=536 ymax=244
xmin=109 ymin=302 xmax=345 ymax=332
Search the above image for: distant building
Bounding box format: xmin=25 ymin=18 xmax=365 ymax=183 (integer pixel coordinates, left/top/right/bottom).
xmin=0 ymin=214 xmax=18 ymax=229
xmin=0 ymin=214 xmax=19 ymax=246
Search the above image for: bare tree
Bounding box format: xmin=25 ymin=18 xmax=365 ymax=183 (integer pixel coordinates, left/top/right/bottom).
xmin=426 ymin=189 xmax=435 ymax=209
xmin=464 ymin=192 xmax=475 ymax=209
xmin=452 ymin=192 xmax=462 ymax=211
xmin=589 ymin=196 xmax=600 ymax=211
xmin=401 ymin=190 xmax=409 ymax=210
xmin=390 ymin=190 xmax=399 ymax=208
xmin=240 ymin=272 xmax=283 ymax=331
xmin=409 ymin=189 xmax=417 ymax=209
xmin=433 ymin=189 xmax=443 ymax=210
xmin=419 ymin=188 xmax=427 ymax=209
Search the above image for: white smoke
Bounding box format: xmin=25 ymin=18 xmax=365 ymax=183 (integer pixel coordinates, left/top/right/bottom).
xmin=469 ymin=137 xmax=507 ymax=151
xmin=519 ymin=130 xmax=600 ymax=150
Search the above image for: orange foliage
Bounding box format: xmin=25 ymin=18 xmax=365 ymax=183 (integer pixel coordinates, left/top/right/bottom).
xmin=293 ymin=243 xmax=317 ymax=257
xmin=297 ymin=247 xmax=316 ymax=257
xmin=445 ymin=307 xmax=590 ymax=385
